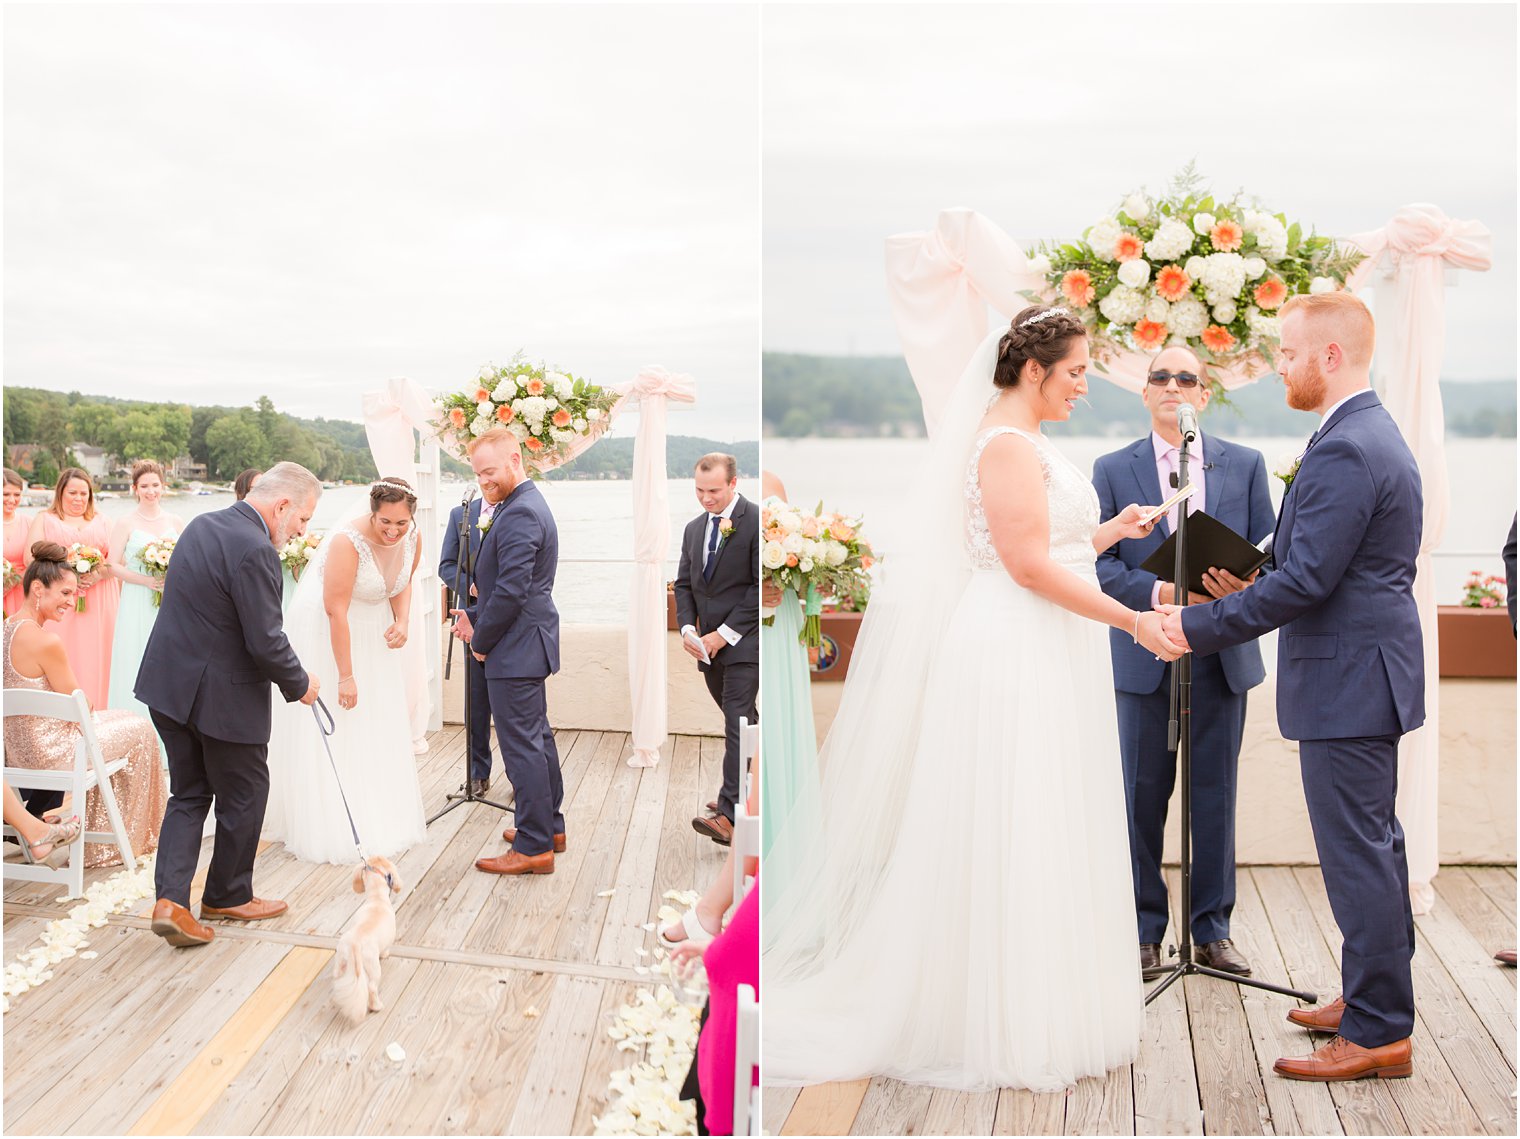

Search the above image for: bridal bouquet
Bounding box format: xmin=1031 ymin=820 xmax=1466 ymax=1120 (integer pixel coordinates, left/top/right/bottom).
xmin=434 ymin=355 xmax=621 ymax=473
xmin=66 ymin=544 xmax=105 ymax=612
xmin=279 ymin=532 xmax=322 ymax=581
xmin=760 ymin=501 xmax=875 ymax=650
xmin=134 ymin=536 xmax=177 ymax=607
xmin=1030 ymin=165 xmax=1364 ymax=382
xmin=2 ymin=558 xmax=19 ymax=591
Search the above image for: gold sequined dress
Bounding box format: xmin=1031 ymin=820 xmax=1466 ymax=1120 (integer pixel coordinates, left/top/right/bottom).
xmin=3 ymin=618 xmax=166 ymax=868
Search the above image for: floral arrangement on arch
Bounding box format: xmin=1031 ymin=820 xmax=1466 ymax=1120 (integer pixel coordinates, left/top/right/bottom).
xmin=434 ymin=354 xmax=621 ymax=473
xmin=1027 ymin=166 xmax=1365 ymax=381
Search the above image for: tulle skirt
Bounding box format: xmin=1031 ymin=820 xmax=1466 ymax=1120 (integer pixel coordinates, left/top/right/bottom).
xmin=763 ymin=569 xmax=1143 ymax=1092
xmin=264 ymin=595 xmax=426 ymax=864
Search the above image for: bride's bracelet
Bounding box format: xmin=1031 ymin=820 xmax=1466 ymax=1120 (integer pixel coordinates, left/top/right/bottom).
xmin=338 ymin=674 xmax=354 ymax=684
xmin=1131 ymin=611 xmax=1141 ymax=644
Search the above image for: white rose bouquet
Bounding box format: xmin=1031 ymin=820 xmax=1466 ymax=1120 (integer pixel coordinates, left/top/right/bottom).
xmin=279 ymin=531 xmax=323 ymax=581
xmin=65 ymin=544 xmax=106 ymax=613
xmin=134 ymin=536 xmax=178 ymax=607
xmin=434 ymin=354 xmax=620 ymax=474
xmin=761 ymin=500 xmax=875 ymax=652
xmin=1028 ymin=164 xmax=1365 ymax=388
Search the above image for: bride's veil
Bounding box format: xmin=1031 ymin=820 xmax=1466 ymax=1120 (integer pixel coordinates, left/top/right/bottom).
xmin=765 ymin=329 xmax=1003 ymax=978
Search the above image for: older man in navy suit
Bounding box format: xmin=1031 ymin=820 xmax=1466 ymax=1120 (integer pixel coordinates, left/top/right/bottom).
xmin=451 ymin=428 xmax=565 ymax=875
xmin=1163 ymin=292 xmax=1423 ymax=1082
xmin=1094 ymin=345 xmax=1274 ymax=983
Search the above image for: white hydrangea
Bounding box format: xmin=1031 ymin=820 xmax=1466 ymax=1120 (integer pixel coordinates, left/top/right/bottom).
xmin=1199 ymin=252 xmax=1247 ymax=300
xmin=1144 ymin=295 xmax=1171 ymax=323
xmin=1213 ymin=301 xmax=1238 ymax=323
xmin=1026 ymin=251 xmax=1052 ymax=276
xmin=507 ymin=421 xmax=529 ymax=442
xmin=1193 ymin=212 xmax=1217 ymax=236
xmin=1243 ymin=210 xmax=1290 ymax=260
xmin=552 ymin=428 xmax=573 ymax=443
xmin=1169 ymin=298 xmax=1209 ymax=337
xmin=1122 ymin=193 xmax=1151 ymax=223
xmin=548 ymin=372 xmax=573 ymax=399
xmin=1310 ymin=276 xmax=1338 ymax=294
xmin=1098 ymin=284 xmax=1146 ymax=325
xmin=1087 ymin=217 xmax=1123 ymax=260
xmin=544 ymin=397 xmax=558 ymax=411
xmin=1243 ymin=257 xmax=1267 ymax=281
xmin=586 ymin=408 xmax=604 ymax=422
xmin=471 ymin=416 xmax=491 ymax=437
xmin=491 ymin=378 xmax=517 ymax=402
xmin=1247 ymin=306 xmax=1281 ymax=341
xmin=1145 ymin=218 xmax=1194 ymax=262
xmin=573 ymin=417 xmax=587 ymax=432
xmin=520 ymin=396 xmax=548 ymax=426
xmin=1117 ymin=259 xmax=1151 ymax=289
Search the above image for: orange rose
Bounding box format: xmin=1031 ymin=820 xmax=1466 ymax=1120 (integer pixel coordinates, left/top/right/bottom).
xmin=1253 ymin=276 xmax=1287 ymax=310
xmin=525 ymin=379 xmax=546 ymax=396
xmin=552 ymin=408 xmax=572 ymax=427
xmin=830 ymin=522 xmax=855 ymax=541
xmin=1061 ymin=269 xmax=1096 ymax=307
xmin=800 ymin=517 xmax=819 ymax=538
xmin=1154 ymin=264 xmax=1191 ymax=302
xmin=1113 ymin=232 xmax=1145 ymax=261
xmin=525 ymin=436 xmax=544 ymax=453
xmin=1210 ymin=220 xmax=1244 ymax=252
xmin=495 ymin=404 xmax=514 ymax=423
xmin=1132 ymin=319 xmax=1168 ymax=350
xmin=1202 ymin=324 xmax=1237 ymax=353
xmin=449 ymin=407 xmax=467 ymax=429
xmin=764 ymin=525 xmax=786 ymax=542
xmin=785 ymin=554 xmax=798 ymax=567
xmin=474 ymin=386 xmax=492 ymax=403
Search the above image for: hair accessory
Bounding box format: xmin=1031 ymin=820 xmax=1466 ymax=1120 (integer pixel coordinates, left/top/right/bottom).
xmin=370 ymin=479 xmax=417 ymax=497
xmin=1019 ymin=307 xmax=1071 ymax=329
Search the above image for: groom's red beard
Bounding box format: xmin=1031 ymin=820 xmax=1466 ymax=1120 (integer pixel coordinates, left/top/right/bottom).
xmin=1284 ymin=359 xmax=1328 ymax=412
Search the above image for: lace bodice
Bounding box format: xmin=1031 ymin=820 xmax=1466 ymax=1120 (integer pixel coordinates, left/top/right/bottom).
xmin=323 ymin=524 xmax=418 ymax=605
xmin=965 ymin=427 xmax=1101 ymax=573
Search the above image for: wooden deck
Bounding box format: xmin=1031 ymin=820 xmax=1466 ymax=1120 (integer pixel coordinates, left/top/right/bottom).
xmin=765 ymin=866 xmax=1518 ymax=1137
xmin=3 ymin=726 xmax=728 ymax=1136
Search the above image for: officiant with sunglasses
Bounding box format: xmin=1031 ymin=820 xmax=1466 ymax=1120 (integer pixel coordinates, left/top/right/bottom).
xmin=1091 ymin=346 xmax=1275 ymax=981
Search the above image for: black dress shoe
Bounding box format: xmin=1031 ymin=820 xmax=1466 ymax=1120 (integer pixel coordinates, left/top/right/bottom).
xmin=468 ymin=778 xmax=489 ymax=797
xmin=1140 ymin=943 xmax=1167 ymax=980
xmin=1194 ymin=938 xmax=1252 ymax=975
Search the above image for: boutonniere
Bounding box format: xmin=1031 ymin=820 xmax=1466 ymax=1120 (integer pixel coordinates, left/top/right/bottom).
xmin=717 ymin=517 xmax=735 ymax=544
xmin=1272 ymin=450 xmax=1305 ymax=491
xmin=477 ymin=515 xmax=493 ymax=536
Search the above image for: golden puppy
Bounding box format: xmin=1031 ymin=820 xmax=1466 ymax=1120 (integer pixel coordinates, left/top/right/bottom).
xmin=332 ymin=856 xmax=402 ymax=1023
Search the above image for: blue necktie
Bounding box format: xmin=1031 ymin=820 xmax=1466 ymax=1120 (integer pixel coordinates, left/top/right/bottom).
xmin=703 ymin=515 xmax=721 ymax=582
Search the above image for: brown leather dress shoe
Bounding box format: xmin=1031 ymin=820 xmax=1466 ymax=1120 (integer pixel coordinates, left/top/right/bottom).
xmin=150 ymin=899 xmax=214 ymax=948
xmin=1287 ymin=994 xmax=1345 ymax=1031
xmin=1194 ymin=938 xmax=1252 ymax=975
xmin=200 ymin=897 xmax=289 ymax=921
xmin=1140 ymin=943 xmax=1167 ymax=980
xmin=692 ymin=813 xmax=733 ymax=845
xmin=502 ymin=826 xmax=566 ymax=853
xmin=476 ymin=850 xmax=554 ymax=875
xmin=1495 ymin=949 xmax=1517 ymax=966
xmin=1273 ymin=1034 xmax=1412 ymax=1081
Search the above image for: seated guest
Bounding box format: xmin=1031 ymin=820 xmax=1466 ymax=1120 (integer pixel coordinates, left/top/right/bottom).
xmin=4 ymin=541 xmax=166 ymax=868
xmin=3 ymin=784 xmax=80 ymax=867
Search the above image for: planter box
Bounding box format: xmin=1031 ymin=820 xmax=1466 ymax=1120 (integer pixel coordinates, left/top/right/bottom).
xmin=1438 ymin=605 xmax=1516 ymax=678
xmin=809 ymin=611 xmax=864 ymax=682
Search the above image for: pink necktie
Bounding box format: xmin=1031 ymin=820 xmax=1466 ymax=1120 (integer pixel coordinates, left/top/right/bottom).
xmin=1164 ymin=449 xmax=1181 ymax=532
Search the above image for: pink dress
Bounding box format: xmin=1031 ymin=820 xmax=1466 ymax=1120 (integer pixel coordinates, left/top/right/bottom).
xmin=698 ymin=885 xmax=759 ymax=1135
xmin=3 ymin=512 xmax=29 ymax=617
xmin=36 ymin=512 xmax=120 ymax=709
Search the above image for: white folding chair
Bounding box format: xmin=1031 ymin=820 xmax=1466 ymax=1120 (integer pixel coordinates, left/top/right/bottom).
xmin=731 ymin=797 xmax=761 ymax=903
xmin=739 ymin=715 xmax=759 ymax=803
xmin=3 ymin=688 xmax=137 ymax=897
xmin=733 ymin=982 xmax=760 ymax=1136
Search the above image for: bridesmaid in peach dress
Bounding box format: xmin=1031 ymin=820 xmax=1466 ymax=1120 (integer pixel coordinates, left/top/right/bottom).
xmin=25 ymin=468 xmax=120 ymax=708
xmin=3 ymin=468 xmax=31 ymax=617
xmin=4 ymin=542 xmax=165 ymax=868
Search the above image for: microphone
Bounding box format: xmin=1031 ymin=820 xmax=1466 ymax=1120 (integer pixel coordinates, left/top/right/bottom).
xmin=1176 ymin=402 xmax=1199 ymax=442
xmin=461 ymin=484 xmax=477 ymax=507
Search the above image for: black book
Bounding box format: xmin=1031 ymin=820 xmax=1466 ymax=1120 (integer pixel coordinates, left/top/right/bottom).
xmin=1140 ymin=509 xmax=1272 ymax=597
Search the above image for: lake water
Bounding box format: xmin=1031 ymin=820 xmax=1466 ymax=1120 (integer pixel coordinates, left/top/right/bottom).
xmin=83 ymin=478 xmax=760 ymax=625
xmin=764 ymin=436 xmax=1516 ymax=605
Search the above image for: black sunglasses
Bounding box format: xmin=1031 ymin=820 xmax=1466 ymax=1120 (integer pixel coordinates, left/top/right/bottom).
xmin=1146 ymin=370 xmax=1201 ymax=388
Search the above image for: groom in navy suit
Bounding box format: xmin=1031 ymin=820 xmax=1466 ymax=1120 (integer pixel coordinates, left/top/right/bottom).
xmin=439 ymin=481 xmax=505 ymax=796
xmin=451 ymin=428 xmax=565 ymax=875
xmin=1094 ymin=345 xmax=1274 ymax=982
xmin=1162 ymin=293 xmax=1423 ymax=1082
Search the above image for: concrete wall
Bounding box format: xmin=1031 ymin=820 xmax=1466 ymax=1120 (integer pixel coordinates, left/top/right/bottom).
xmin=808 ymin=677 xmax=1516 ymax=865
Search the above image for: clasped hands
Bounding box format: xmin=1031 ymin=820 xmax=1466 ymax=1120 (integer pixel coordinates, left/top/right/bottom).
xmin=1150 ymin=567 xmax=1258 ymax=657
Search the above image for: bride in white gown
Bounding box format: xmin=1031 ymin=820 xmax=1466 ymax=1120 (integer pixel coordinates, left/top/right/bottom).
xmin=266 ymin=478 xmax=427 ymax=864
xmin=763 ymin=306 xmax=1186 ymax=1092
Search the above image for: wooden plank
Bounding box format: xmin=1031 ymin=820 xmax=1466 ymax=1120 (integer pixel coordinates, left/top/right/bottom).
xmin=1468 ymin=867 xmax=1517 ymax=924
xmin=550 ymin=732 xmax=639 ymax=964
xmin=1411 ymin=879 xmax=1517 ymax=1068
xmin=849 ymin=1077 xmax=933 ymax=1136
xmin=126 ymin=946 xmax=332 ymax=1135
xmin=922 ymin=1088 xmax=999 ymax=1135
xmin=1434 ymin=869 xmax=1516 ymax=986
xmin=762 ymin=1085 xmax=802 ymax=1134
xmin=645 ymin=732 xmax=705 ymax=933
xmin=506 ymin=974 xmax=606 ymax=1136
xmin=595 ymin=744 xmax=673 ymax=967
xmin=781 ymin=1080 xmax=871 ymax=1136
xmin=992 ymin=1088 xmax=1066 ymax=1135
xmin=1063 ymin=1065 xmax=1134 ymax=1136
xmin=434 ymin=966 xmax=558 ymax=1135
xmin=1132 ymin=969 xmax=1202 ymax=1134
xmin=571 ymin=981 xmax=645 ymax=1136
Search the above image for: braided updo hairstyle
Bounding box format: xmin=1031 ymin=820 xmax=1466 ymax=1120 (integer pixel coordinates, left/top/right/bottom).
xmin=993 ymin=305 xmax=1089 ymax=392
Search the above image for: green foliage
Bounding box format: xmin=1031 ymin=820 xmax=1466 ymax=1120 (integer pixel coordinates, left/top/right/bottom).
xmin=204 ymin=414 xmax=269 ymax=478
xmin=761 ymin=353 xmax=925 ymax=437
xmin=541 ymin=436 xmax=758 ymax=480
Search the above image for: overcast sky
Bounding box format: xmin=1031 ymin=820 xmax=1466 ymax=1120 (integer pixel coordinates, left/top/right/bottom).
xmin=763 ymin=3 xmax=1517 ymax=381
xmin=4 ymin=4 xmax=760 ymax=440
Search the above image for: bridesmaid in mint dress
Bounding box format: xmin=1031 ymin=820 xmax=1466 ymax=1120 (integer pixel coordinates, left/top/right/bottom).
xmin=759 ymin=471 xmax=822 ymax=910
xmin=25 ymin=468 xmax=120 ymax=708
xmin=108 ymin=460 xmax=183 ymax=731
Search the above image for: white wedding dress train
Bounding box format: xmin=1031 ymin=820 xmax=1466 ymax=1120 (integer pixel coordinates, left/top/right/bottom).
xmin=265 ymin=523 xmax=427 ymax=864
xmin=763 ymin=425 xmax=1143 ymax=1092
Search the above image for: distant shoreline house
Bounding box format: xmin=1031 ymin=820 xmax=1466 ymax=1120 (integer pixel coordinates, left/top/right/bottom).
xmin=6 ymin=443 xmax=47 ymax=478
xmin=70 ymin=443 xmax=111 ymax=480
xmin=172 ymin=455 xmax=208 ymax=481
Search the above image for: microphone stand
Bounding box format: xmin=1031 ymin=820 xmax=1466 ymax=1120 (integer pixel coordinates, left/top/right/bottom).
xmin=1144 ymin=413 xmax=1314 ymax=1007
xmin=429 ymin=485 xmax=513 ymax=824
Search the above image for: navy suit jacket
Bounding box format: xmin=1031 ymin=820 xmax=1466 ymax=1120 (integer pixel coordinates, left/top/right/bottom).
xmin=135 ymin=501 xmax=308 ymax=744
xmin=1094 ymin=432 xmax=1274 ymax=695
xmin=465 ymin=480 xmax=560 ymax=680
xmin=1182 ymin=391 xmax=1425 ymax=741
xmin=439 ymin=497 xmax=489 ymax=601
